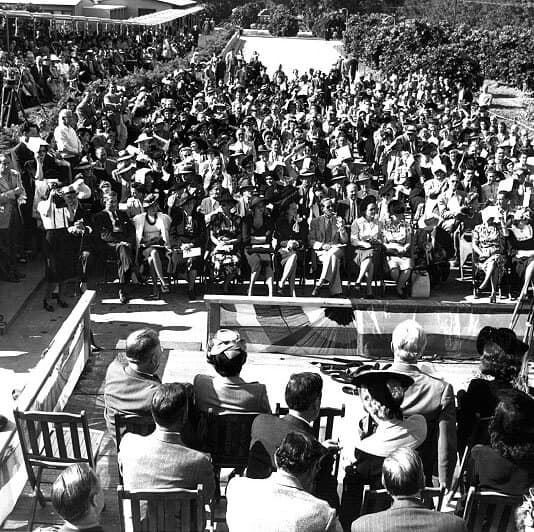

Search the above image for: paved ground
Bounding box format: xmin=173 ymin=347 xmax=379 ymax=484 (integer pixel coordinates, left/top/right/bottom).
xmin=240 ymin=35 xmax=342 ymax=76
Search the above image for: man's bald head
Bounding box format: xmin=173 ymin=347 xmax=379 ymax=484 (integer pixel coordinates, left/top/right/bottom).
xmin=125 ymin=328 xmax=160 ymax=366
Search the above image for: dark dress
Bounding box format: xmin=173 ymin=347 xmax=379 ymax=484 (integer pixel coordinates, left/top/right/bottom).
xmin=208 ymin=211 xmax=241 ymax=282
xmin=168 ymin=207 xmax=206 ymax=272
xmin=242 ymin=214 xmax=274 ymax=267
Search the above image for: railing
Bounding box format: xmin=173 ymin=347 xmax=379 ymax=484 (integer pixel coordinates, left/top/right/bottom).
xmin=0 ymin=290 xmax=95 ymax=525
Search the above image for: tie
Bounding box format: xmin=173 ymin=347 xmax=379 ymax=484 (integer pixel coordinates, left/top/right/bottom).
xmin=350 ymin=201 xmax=356 ymax=222
xmin=325 ymin=217 xmax=332 ymax=243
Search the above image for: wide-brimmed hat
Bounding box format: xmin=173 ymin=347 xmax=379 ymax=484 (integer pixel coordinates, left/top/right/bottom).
xmin=27 ymin=137 xmax=49 ymax=154
xmin=208 ymin=329 xmax=246 ymax=359
xmin=142 ymin=193 xmax=159 ymax=209
xmin=74 ymin=156 xmax=94 ymax=171
xmin=350 ymin=368 xmax=414 ymax=388
xmin=476 ymin=326 xmax=528 ymax=356
xmin=60 ymin=178 xmax=92 ymax=200
xmin=135 ymin=132 xmax=153 ymax=144
xmin=239 ymin=178 xmax=254 ymax=191
xmin=176 ymin=162 xmax=196 ymax=175
xmin=249 ymin=195 xmax=266 ymax=210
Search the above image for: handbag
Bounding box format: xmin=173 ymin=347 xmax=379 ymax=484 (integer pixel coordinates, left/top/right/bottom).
xmin=411 ymin=269 xmax=430 ymax=298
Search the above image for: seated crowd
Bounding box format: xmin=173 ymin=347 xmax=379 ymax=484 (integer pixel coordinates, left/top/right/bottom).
xmin=5 ymin=42 xmax=534 ymax=303
xmin=45 ymin=320 xmax=534 ymax=531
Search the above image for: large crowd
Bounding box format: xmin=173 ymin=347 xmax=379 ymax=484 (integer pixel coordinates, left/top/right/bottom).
xmin=43 ymin=320 xmax=534 ymax=532
xmin=3 ymin=31 xmax=534 ymax=305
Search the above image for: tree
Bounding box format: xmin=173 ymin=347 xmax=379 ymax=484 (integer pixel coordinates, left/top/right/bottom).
xmin=267 ymin=5 xmax=300 ymax=37
xmin=231 ymin=2 xmax=264 ymax=28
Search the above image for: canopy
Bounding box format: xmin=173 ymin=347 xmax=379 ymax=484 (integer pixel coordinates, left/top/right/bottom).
xmin=127 ymin=6 xmax=204 ymax=26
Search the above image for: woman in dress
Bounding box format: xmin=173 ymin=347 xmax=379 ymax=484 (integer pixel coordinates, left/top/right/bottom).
xmin=350 ymin=195 xmax=385 ymax=298
xmin=242 ymin=196 xmax=274 ymax=297
xmin=508 ymin=208 xmax=534 ymax=301
xmin=340 ymin=368 xmax=427 ymax=528
xmin=274 ymin=199 xmax=308 ymax=297
xmin=208 ymin=192 xmax=242 ymax=293
xmin=382 ymin=199 xmax=413 ymax=297
xmin=168 ymin=193 xmax=205 ymax=300
xmin=133 ymin=193 xmax=171 ymax=296
xmin=472 ymin=206 xmax=507 ymax=303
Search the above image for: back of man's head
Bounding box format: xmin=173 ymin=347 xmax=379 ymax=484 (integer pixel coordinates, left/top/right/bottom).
xmin=125 ymin=328 xmax=160 ymax=365
xmin=391 ymin=320 xmax=427 ymax=363
xmin=151 ymin=382 xmax=188 ymax=428
xmin=382 ymin=448 xmax=425 ymax=497
xmin=274 ymin=431 xmax=325 ymax=477
xmin=285 ymin=372 xmax=323 ymax=412
xmin=51 ymin=463 xmax=102 ymax=524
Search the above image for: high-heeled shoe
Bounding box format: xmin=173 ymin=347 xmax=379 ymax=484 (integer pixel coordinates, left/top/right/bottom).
xmin=43 ymin=299 xmax=54 ymax=312
xmin=490 ymin=293 xmax=496 ymax=304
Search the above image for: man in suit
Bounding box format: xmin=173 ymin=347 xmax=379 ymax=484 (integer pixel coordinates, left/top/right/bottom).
xmin=351 ymin=448 xmax=466 ymax=532
xmin=247 ymin=372 xmax=339 ymax=507
xmin=309 ymin=197 xmax=349 ymax=296
xmin=104 ymin=328 xmax=162 ymax=438
xmin=118 ymin=383 xmax=215 ymax=500
xmin=227 ymin=431 xmax=343 ymax=532
xmin=93 ymin=191 xmax=135 ymax=304
xmin=337 ymin=183 xmax=359 ymax=226
xmin=390 ymin=320 xmax=457 ymax=490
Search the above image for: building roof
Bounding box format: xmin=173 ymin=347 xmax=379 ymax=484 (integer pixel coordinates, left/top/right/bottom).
xmin=127 ymin=5 xmax=203 ymax=25
xmin=0 ymin=0 xmax=82 ymax=4
xmin=157 ymin=0 xmax=197 ymax=6
xmin=83 ymin=3 xmax=125 ymax=9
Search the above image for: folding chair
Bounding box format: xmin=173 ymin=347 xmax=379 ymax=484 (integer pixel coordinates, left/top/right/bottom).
xmin=360 ymin=484 xmax=446 ymax=516
xmin=117 ymin=484 xmax=213 ymax=532
xmin=13 ymin=408 xmax=98 ymax=532
xmin=204 ymin=409 xmax=260 ymax=499
xmin=462 ymin=487 xmax=522 ymax=532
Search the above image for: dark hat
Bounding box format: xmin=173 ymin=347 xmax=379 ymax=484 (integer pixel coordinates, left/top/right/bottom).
xmin=249 ymin=195 xmax=266 ymax=210
xmin=379 ymin=181 xmax=395 ymax=196
xmin=257 ymin=144 xmax=269 ymax=154
xmin=218 ymin=191 xmax=237 ymax=205
xmin=299 ymin=168 xmax=315 ymax=179
xmin=240 ymin=154 xmax=254 ymax=167
xmin=351 ymin=368 xmax=414 ymax=388
xmin=476 ymin=326 xmax=528 ymax=356
xmin=239 ymin=178 xmax=255 ymax=191
xmin=142 ymin=193 xmax=159 ymax=209
xmin=331 ymin=166 xmax=346 ymax=179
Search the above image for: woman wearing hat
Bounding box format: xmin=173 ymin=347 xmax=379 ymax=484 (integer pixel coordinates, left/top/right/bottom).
xmin=340 ymin=368 xmax=427 ymax=527
xmin=242 ymin=195 xmax=274 ymax=297
xmin=350 ymin=195 xmax=385 ymax=298
xmin=473 ymin=206 xmax=508 ymax=302
xmin=274 ymin=199 xmax=308 ymax=297
xmin=208 ymin=192 xmax=242 ymax=293
xmin=193 ymin=328 xmax=270 ymax=415
xmin=508 ymin=208 xmax=534 ymax=301
xmin=168 ymin=193 xmax=205 ymax=300
xmin=457 ymin=326 xmax=528 ymax=453
xmin=133 ymin=193 xmax=171 ymax=296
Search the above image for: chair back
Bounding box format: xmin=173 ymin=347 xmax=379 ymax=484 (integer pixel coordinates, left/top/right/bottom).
xmin=360 ymin=485 xmax=446 ymax=517
xmin=114 ymin=413 xmax=155 ymax=449
xmin=275 ymin=403 xmax=346 ymax=440
xmin=462 ymin=487 xmax=523 ymax=532
xmin=205 ymin=409 xmax=259 ymax=469
xmin=13 ymin=408 xmax=94 ymax=490
xmin=117 ymin=484 xmax=211 ymax=532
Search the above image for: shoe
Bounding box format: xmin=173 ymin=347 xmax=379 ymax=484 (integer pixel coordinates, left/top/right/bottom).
xmin=57 ymin=299 xmax=69 ymax=308
xmin=79 ymin=282 xmax=87 ymax=293
xmin=311 ymin=286 xmax=321 ymax=297
xmin=161 ymin=284 xmax=170 ymax=294
xmin=119 ymin=290 xmax=128 ymax=304
xmin=490 ymin=293 xmax=496 ymax=304
xmin=17 ymin=257 xmax=27 ymax=264
xmin=276 ymin=286 xmax=288 ymax=297
xmin=43 ymin=299 xmax=54 ymax=312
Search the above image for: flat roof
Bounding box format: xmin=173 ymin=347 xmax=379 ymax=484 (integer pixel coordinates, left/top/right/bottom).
xmin=84 ymin=4 xmax=126 ymax=9
xmin=158 ymin=0 xmax=197 ymax=6
xmin=128 ymin=5 xmax=204 ymax=25
xmin=0 ymin=0 xmax=82 ymax=4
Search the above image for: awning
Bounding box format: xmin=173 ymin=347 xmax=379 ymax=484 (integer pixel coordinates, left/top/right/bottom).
xmin=127 ymin=5 xmax=204 ymax=26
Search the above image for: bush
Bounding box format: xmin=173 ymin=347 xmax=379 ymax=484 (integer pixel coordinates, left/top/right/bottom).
xmin=267 ymin=5 xmax=300 ymax=37
xmin=231 ymin=2 xmax=264 ymax=28
xmin=311 ymin=11 xmax=347 ymax=38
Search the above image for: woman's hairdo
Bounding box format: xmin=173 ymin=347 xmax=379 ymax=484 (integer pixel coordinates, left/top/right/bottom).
xmin=274 ymin=431 xmax=325 ymax=475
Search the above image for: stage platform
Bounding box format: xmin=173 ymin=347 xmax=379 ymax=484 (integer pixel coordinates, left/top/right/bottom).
xmin=204 ymin=283 xmax=529 ymax=359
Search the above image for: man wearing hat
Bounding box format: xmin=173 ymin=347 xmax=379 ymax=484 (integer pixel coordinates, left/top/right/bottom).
xmin=236 ymin=177 xmax=255 ymax=218
xmin=386 ymin=124 xmax=419 ymax=155
xmin=93 ymin=190 xmax=136 ymax=304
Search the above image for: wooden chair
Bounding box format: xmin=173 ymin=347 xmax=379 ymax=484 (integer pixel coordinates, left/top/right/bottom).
xmin=360 ymin=485 xmax=446 ymax=517
xmin=114 ymin=413 xmax=155 ymax=484
xmin=450 ymin=415 xmax=493 ymax=497
xmin=117 ymin=484 xmax=213 ymax=532
xmin=275 ymin=403 xmax=345 ymax=476
xmin=205 ymin=409 xmax=260 ymax=498
xmin=13 ymin=408 xmax=97 ymax=532
xmin=462 ymin=487 xmax=523 ymax=532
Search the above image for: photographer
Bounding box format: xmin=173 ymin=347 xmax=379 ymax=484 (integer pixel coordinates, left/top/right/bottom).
xmin=37 ymin=179 xmax=92 ymax=311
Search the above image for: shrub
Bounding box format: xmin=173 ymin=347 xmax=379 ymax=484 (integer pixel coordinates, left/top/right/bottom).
xmin=231 ymin=2 xmax=264 ymax=28
xmin=267 ymin=5 xmax=300 ymax=37
xmin=311 ymin=11 xmax=347 ymax=38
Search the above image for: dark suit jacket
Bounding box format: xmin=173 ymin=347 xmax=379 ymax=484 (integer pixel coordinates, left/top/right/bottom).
xmin=93 ymin=209 xmax=135 ymax=248
xmin=352 ymin=498 xmax=467 ymax=532
xmin=12 ymin=142 xmax=34 ymax=174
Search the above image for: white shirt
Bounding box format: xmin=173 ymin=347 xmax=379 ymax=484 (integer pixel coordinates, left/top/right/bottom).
xmin=54 ymin=124 xmax=82 ymax=155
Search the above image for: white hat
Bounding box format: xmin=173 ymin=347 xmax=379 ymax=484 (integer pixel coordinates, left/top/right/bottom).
xmin=27 ymin=137 xmax=49 ymax=154
xmin=481 ymin=205 xmax=500 ymax=224
xmin=60 ymin=178 xmax=92 ymax=200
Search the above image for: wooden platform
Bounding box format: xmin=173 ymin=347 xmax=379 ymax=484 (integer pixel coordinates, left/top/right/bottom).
xmin=1 ymin=344 xmax=482 ymax=531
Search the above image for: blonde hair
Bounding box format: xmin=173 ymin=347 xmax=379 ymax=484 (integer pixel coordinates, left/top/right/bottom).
xmin=392 ymin=320 xmax=427 ymax=363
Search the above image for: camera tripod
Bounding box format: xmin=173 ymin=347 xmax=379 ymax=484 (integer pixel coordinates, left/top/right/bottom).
xmin=0 ymin=75 xmax=25 ymax=128
xmin=509 ymin=294 xmax=533 ymax=392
